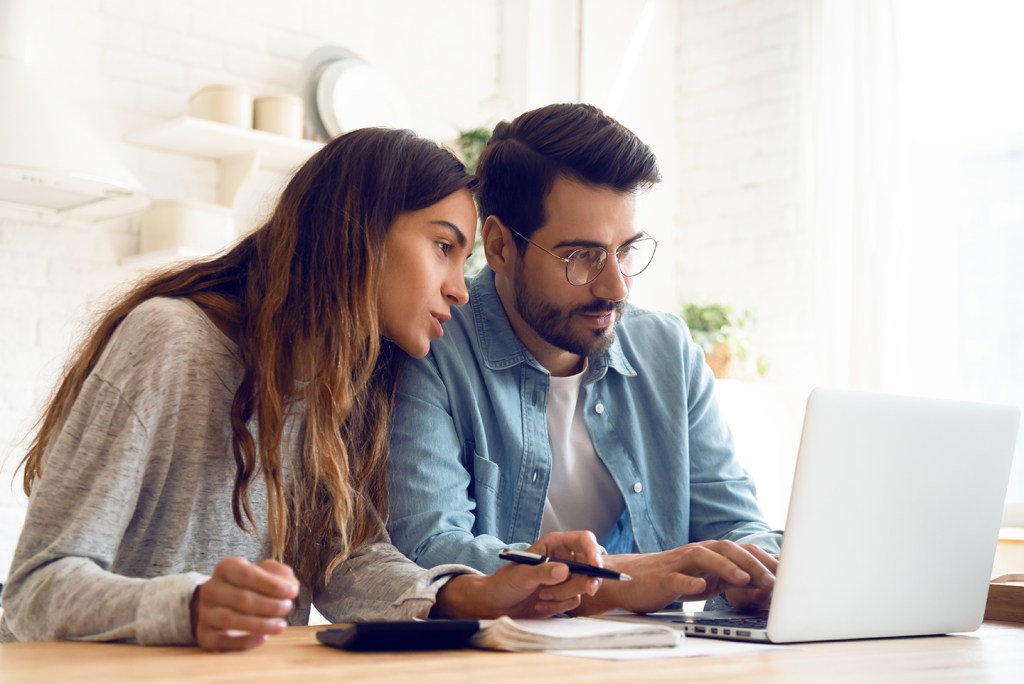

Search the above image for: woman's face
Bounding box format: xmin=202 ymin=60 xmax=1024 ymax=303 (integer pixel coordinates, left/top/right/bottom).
xmin=380 ymin=188 xmax=477 ymax=358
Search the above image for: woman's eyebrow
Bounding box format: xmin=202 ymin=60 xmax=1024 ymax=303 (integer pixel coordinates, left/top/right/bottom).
xmin=429 ymin=221 xmax=468 ymax=248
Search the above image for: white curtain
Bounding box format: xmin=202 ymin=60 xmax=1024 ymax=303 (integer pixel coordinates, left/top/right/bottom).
xmin=802 ymin=0 xmax=1024 ymax=522
xmin=802 ymin=0 xmax=899 ymax=390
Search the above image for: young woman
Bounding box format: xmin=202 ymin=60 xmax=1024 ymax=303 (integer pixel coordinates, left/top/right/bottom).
xmin=0 ymin=128 xmax=602 ymax=652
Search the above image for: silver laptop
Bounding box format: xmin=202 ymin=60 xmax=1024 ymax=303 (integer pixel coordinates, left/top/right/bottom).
xmin=680 ymin=387 xmax=1020 ymax=643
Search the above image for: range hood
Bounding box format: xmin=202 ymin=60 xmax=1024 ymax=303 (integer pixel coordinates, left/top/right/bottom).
xmin=0 ymin=0 xmax=148 ymax=220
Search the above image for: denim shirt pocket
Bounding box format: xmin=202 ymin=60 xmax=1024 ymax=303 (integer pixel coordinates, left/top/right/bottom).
xmin=470 ymin=450 xmax=502 ymax=534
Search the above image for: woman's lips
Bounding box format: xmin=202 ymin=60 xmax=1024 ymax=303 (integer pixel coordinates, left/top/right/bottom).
xmin=431 ymin=312 xmax=451 ymax=337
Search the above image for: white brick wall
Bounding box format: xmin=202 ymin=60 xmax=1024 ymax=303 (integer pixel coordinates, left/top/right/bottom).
xmin=0 ymin=0 xmax=502 ymax=582
xmin=675 ymin=0 xmax=811 ymax=385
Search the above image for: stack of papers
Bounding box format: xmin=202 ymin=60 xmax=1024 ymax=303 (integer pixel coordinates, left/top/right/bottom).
xmin=470 ymin=616 xmax=679 ymax=652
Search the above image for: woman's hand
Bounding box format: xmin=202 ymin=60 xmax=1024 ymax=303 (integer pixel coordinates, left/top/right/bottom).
xmin=432 ymin=531 xmax=604 ymax=619
xmin=191 ymin=557 xmax=300 ymax=652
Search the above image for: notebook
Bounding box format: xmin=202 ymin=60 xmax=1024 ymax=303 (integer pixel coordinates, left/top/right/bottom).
xmin=680 ymin=386 xmax=1020 ymax=643
xmin=316 ymin=616 xmax=679 ymax=652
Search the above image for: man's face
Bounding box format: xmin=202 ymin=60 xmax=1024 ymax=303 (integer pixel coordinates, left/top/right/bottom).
xmin=501 ymin=177 xmax=643 ymax=374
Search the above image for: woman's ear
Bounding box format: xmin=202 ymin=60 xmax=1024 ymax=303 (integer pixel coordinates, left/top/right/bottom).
xmin=482 ymin=216 xmax=513 ymax=275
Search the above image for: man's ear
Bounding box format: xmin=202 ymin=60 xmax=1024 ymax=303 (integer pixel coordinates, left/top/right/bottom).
xmin=482 ymin=216 xmax=514 ymax=275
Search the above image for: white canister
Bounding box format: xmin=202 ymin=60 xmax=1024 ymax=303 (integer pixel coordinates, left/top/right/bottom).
xmin=139 ymin=198 xmax=237 ymax=255
xmin=253 ymin=94 xmax=304 ymax=138
xmin=188 ymin=84 xmax=253 ymax=128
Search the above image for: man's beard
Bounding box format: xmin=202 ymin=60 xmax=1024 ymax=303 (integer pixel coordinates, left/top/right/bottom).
xmin=513 ymin=264 xmax=623 ymax=358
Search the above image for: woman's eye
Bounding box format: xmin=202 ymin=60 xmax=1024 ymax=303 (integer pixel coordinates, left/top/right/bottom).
xmin=437 ymin=241 xmax=452 ymax=256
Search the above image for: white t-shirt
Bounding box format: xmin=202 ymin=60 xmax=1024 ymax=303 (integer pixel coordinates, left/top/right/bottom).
xmin=540 ymin=365 xmax=626 ymax=541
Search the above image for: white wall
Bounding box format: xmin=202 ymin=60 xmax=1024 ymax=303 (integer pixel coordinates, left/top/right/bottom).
xmin=579 ymin=0 xmax=680 ymax=315
xmin=0 ymin=0 xmax=503 ymax=582
xmin=674 ymin=0 xmax=808 ymax=384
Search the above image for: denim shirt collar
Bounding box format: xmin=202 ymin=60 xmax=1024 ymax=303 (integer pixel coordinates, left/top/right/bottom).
xmin=468 ymin=267 xmax=637 ymax=381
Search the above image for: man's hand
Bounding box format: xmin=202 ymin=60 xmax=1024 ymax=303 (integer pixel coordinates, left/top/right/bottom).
xmin=432 ymin=531 xmax=604 ymax=619
xmin=573 ymin=540 xmax=777 ymax=615
xmin=191 ymin=557 xmax=300 ymax=652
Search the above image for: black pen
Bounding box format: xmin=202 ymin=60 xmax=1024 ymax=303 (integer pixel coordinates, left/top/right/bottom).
xmin=498 ymin=549 xmax=632 ymax=581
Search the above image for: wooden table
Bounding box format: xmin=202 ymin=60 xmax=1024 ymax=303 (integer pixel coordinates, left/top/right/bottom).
xmin=1 ymin=622 xmax=1022 ymax=683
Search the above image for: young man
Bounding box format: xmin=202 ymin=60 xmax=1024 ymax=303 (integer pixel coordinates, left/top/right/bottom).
xmin=388 ymin=103 xmax=780 ymax=614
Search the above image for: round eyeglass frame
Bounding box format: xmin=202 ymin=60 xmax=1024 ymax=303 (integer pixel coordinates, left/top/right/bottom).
xmin=506 ymin=226 xmax=658 ymax=286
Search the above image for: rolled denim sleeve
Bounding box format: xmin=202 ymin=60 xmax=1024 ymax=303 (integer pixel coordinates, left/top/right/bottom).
xmin=680 ymin=330 xmax=782 ymax=556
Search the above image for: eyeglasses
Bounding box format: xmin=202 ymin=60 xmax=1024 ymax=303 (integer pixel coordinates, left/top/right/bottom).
xmin=506 ymin=226 xmax=658 ymax=286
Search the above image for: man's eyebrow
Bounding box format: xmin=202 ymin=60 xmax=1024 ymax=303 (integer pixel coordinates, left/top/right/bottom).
xmin=429 ymin=220 xmax=468 ymax=248
xmin=551 ymin=230 xmax=646 ymax=250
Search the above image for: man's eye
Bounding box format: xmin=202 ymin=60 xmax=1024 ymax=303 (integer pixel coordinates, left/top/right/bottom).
xmin=571 ymin=249 xmax=601 ymax=265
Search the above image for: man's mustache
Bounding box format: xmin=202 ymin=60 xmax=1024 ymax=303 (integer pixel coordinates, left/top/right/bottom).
xmin=575 ymin=300 xmax=624 ymax=316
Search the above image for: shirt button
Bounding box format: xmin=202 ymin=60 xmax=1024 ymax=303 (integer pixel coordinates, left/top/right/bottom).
xmin=633 ymin=482 xmax=643 ymax=493
xmin=594 ymin=403 xmax=605 ymax=414
xmin=532 ymin=471 xmax=539 ymax=483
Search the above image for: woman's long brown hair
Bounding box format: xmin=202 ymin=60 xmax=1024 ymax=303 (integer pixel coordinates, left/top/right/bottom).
xmin=18 ymin=128 xmax=474 ymax=593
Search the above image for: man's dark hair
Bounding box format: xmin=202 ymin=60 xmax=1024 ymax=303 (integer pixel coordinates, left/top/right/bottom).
xmin=475 ymin=103 xmax=661 ymax=245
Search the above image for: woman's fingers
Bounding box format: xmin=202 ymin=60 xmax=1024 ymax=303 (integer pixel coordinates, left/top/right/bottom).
xmin=200 ymin=602 xmax=289 ymax=636
xmin=215 ymin=557 xmax=299 ymax=599
xmin=527 ymin=595 xmax=584 ymax=617
xmin=200 ymin=580 xmax=294 ymax=619
xmin=195 ymin=627 xmax=269 ymax=652
xmin=193 ymin=557 xmax=300 ymax=652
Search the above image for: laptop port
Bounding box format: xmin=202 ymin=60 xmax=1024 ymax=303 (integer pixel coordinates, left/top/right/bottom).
xmin=723 ymin=629 xmax=732 ymax=635
xmin=694 ymin=626 xmax=706 ymax=633
xmin=711 ymin=628 xmax=719 ymax=634
xmin=737 ymin=630 xmax=751 ymax=637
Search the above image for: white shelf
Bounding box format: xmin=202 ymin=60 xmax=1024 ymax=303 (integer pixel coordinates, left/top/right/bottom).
xmin=126 ymin=117 xmax=323 ymax=206
xmin=122 ymin=117 xmax=324 ymax=268
xmin=127 ymin=116 xmax=322 ymax=172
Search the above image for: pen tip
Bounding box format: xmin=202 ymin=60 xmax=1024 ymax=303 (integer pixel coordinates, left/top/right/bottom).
xmin=621 ymin=573 xmax=633 ymax=581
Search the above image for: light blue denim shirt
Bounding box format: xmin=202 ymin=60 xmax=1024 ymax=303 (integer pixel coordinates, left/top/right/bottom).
xmin=388 ymin=268 xmax=781 ymax=574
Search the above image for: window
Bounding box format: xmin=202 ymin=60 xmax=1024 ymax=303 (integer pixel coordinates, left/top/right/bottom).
xmin=803 ymin=0 xmax=1023 ymax=525
xmin=892 ymin=0 xmax=1024 ymax=523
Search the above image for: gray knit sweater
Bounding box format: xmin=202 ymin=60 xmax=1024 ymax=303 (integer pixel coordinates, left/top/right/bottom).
xmin=0 ymin=297 xmax=470 ymax=645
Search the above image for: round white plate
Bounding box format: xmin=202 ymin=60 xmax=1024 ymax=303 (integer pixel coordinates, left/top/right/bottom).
xmin=315 ymin=58 xmax=409 ymax=137
xmin=299 ymin=45 xmax=410 ymax=140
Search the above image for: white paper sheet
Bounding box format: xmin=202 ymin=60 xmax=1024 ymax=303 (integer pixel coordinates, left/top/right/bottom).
xmin=551 ymin=636 xmax=794 ymax=660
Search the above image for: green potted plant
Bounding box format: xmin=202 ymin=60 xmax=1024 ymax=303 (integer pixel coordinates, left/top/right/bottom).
xmin=454 ymin=127 xmax=491 ymax=276
xmin=681 ymin=302 xmax=767 ymax=379
xmin=456 ymin=127 xmax=491 ymax=174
